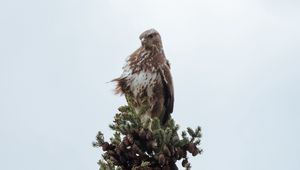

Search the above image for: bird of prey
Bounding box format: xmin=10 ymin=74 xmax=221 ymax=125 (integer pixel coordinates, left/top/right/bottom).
xmin=112 ymin=28 xmax=174 ymax=125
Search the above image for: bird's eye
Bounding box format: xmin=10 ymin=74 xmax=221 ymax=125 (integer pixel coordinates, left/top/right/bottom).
xmin=148 ymin=34 xmax=153 ymax=38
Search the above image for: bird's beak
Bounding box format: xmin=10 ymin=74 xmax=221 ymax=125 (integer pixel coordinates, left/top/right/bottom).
xmin=141 ymin=37 xmax=146 ymax=45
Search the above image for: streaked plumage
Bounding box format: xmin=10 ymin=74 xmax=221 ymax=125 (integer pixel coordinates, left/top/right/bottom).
xmin=113 ymin=29 xmax=174 ymax=125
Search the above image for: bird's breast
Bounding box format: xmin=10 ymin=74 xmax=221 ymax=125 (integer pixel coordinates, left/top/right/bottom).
xmin=127 ymin=70 xmax=159 ymax=98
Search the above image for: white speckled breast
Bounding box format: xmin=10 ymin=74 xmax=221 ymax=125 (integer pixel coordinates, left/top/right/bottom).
xmin=128 ymin=71 xmax=158 ymax=98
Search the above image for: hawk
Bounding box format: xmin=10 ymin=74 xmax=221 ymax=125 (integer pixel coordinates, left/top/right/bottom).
xmin=112 ymin=29 xmax=174 ymax=125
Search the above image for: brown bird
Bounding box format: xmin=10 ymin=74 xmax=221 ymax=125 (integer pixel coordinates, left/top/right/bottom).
xmin=112 ymin=29 xmax=174 ymax=125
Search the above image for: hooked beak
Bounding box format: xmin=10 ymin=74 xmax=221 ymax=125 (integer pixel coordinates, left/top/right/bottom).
xmin=141 ymin=37 xmax=146 ymax=45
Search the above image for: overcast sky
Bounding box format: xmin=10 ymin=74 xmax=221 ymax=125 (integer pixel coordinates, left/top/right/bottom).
xmin=0 ymin=0 xmax=300 ymax=170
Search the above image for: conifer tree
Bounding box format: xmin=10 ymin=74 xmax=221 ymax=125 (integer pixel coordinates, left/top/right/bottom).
xmin=93 ymin=101 xmax=202 ymax=170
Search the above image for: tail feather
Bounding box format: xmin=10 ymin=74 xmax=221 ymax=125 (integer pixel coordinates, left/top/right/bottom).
xmin=111 ymin=77 xmax=127 ymax=95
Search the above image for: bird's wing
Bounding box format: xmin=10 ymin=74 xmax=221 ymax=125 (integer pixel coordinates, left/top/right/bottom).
xmin=159 ymin=62 xmax=174 ymax=124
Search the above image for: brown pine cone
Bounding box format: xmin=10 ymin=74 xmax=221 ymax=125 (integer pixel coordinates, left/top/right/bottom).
xmin=158 ymin=154 xmax=166 ymax=166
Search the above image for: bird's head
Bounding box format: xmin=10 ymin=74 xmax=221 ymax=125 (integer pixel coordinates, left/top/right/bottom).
xmin=139 ymin=28 xmax=163 ymax=50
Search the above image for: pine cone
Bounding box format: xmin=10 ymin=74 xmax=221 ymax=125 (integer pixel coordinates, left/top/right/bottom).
xmin=139 ymin=129 xmax=146 ymax=140
xmin=101 ymin=142 xmax=110 ymax=151
xmin=182 ymin=159 xmax=188 ymax=167
xmin=158 ymin=154 xmax=166 ymax=166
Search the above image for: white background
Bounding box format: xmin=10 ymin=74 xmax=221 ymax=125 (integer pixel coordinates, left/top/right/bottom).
xmin=0 ymin=0 xmax=299 ymax=169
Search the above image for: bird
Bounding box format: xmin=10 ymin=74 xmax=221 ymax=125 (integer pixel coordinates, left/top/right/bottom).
xmin=112 ymin=28 xmax=174 ymax=125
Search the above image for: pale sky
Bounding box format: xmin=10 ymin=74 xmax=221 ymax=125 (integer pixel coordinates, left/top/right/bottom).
xmin=0 ymin=0 xmax=300 ymax=170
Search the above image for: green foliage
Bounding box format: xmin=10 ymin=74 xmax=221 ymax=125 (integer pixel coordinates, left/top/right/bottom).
xmin=93 ymin=104 xmax=202 ymax=170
